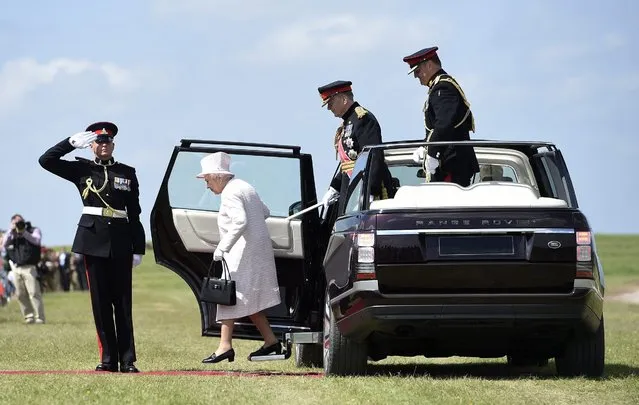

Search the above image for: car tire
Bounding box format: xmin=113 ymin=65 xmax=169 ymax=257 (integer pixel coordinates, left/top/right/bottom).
xmin=294 ymin=343 xmax=323 ymax=368
xmin=555 ymin=317 xmax=605 ymax=377
xmin=322 ymin=290 xmax=368 ymax=376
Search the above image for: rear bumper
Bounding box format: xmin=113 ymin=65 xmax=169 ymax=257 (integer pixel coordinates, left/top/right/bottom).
xmin=332 ymin=280 xmax=604 ymax=343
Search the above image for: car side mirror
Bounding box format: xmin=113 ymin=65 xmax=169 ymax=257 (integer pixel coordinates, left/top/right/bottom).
xmin=288 ymin=201 xmax=302 ymax=216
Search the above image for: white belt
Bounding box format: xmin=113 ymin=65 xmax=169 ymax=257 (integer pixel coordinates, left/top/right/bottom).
xmin=82 ymin=206 xmax=128 ymax=219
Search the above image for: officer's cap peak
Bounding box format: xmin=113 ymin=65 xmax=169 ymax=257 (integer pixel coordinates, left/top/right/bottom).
xmin=85 ymin=121 xmax=118 ymax=137
xmin=317 ymin=80 xmax=353 ymax=107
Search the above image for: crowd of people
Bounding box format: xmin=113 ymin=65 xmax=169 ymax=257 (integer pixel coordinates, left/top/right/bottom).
xmin=1 ymin=239 xmax=89 ymax=308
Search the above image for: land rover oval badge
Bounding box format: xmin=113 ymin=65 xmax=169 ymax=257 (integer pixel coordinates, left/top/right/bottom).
xmin=548 ymin=241 xmax=562 ymax=249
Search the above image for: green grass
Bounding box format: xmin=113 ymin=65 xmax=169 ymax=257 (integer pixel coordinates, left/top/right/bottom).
xmin=0 ymin=235 xmax=638 ymax=404
xmin=595 ymin=234 xmax=639 ymax=292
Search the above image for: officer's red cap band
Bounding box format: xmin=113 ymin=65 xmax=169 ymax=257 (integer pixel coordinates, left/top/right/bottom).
xmin=320 ymin=84 xmax=352 ymax=102
xmin=404 ymin=49 xmax=438 ymax=68
xmin=93 ymin=129 xmax=113 ymax=135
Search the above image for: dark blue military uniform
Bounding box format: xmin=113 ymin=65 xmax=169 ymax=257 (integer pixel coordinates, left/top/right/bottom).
xmin=38 ymin=122 xmax=145 ymax=373
xmin=318 ymin=81 xmax=394 ymax=200
xmin=404 ymin=47 xmax=480 ymax=186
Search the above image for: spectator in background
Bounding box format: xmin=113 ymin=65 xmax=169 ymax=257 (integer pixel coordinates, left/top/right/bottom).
xmin=73 ymin=253 xmax=88 ymax=291
xmin=1 ymin=214 xmax=45 ymax=324
xmin=58 ymin=249 xmax=70 ymax=292
xmin=38 ymin=248 xmax=60 ymax=293
xmin=2 ymin=247 xmax=10 ymax=273
xmin=1 ymin=246 xmax=15 ymax=305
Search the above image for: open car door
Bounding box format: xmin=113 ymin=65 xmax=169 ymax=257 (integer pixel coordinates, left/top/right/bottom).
xmin=150 ymin=139 xmax=323 ymax=341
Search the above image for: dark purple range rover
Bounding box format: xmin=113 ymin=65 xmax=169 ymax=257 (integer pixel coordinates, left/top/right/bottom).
xmin=151 ymin=139 xmax=605 ymax=377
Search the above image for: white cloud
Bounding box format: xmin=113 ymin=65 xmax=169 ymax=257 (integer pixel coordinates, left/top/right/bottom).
xmin=554 ymin=73 xmax=595 ymax=102
xmin=0 ymin=58 xmax=140 ymax=113
xmin=545 ymin=70 xmax=639 ymax=106
xmin=609 ymin=71 xmax=639 ymax=93
xmin=535 ymin=32 xmax=627 ymax=62
xmin=241 ymin=14 xmax=444 ymax=64
xmin=602 ymin=33 xmax=627 ymax=49
xmin=151 ymin=0 xmax=281 ymax=20
xmin=0 ymin=58 xmax=141 ymax=111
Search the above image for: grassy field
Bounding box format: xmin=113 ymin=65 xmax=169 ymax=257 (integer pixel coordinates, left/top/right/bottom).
xmin=0 ymin=235 xmax=638 ymax=405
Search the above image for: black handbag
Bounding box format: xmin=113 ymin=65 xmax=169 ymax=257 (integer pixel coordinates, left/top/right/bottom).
xmin=199 ymin=258 xmax=236 ymax=306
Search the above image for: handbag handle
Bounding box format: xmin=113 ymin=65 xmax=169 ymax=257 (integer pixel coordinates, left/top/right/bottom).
xmin=205 ymin=256 xmax=232 ymax=281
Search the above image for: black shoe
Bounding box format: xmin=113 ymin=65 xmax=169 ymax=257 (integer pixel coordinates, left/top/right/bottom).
xmin=202 ymin=348 xmax=235 ymax=364
xmin=248 ymin=341 xmax=282 ymax=360
xmin=120 ymin=363 xmax=140 ymax=373
xmin=95 ymin=363 xmax=118 ymax=372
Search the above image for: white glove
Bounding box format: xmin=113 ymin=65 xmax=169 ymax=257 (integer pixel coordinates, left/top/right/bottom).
xmin=425 ymin=154 xmax=439 ymax=174
xmin=132 ymin=254 xmax=142 ymax=268
xmin=213 ymin=248 xmax=224 ymax=261
xmin=412 ymin=146 xmax=425 ymax=163
xmin=68 ymin=131 xmax=97 ymax=149
xmin=321 ymin=187 xmax=339 ymax=207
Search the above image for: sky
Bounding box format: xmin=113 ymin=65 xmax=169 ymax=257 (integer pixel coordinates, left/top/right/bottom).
xmin=1 ymin=0 xmax=637 ymax=246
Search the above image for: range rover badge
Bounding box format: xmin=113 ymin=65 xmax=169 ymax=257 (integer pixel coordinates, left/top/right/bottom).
xmin=548 ymin=241 xmax=562 ymax=249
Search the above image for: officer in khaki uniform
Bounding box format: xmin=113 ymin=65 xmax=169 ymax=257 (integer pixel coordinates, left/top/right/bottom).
xmin=38 ymin=122 xmax=145 ymax=373
xmin=403 ymin=46 xmax=479 ymax=186
xmin=317 ymin=80 xmax=394 ymax=211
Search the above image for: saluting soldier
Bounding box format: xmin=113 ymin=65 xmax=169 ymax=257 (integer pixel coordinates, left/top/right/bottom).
xmin=403 ymin=46 xmax=479 ymax=186
xmin=38 ymin=122 xmax=145 ymax=373
xmin=317 ymin=80 xmax=394 ymax=210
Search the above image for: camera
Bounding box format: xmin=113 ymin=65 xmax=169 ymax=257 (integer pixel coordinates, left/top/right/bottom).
xmin=15 ymin=220 xmax=26 ymax=231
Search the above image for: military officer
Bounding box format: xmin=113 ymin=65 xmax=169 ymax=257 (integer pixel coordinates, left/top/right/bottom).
xmin=317 ymin=80 xmax=394 ymax=210
xmin=38 ymin=122 xmax=145 ymax=373
xmin=403 ymin=46 xmax=479 ymax=186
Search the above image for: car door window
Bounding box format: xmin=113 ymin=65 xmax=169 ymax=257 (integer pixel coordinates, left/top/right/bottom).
xmin=533 ymin=151 xmax=576 ymax=208
xmin=168 ymin=152 xmax=302 ymax=217
xmin=344 ymin=175 xmax=363 ymax=214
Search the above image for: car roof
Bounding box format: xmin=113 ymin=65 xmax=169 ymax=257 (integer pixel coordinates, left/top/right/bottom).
xmin=362 ymin=139 xmax=558 ymax=156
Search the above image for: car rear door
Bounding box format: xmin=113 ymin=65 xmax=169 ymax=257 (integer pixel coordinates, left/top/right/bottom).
xmin=150 ymin=139 xmax=322 ymax=340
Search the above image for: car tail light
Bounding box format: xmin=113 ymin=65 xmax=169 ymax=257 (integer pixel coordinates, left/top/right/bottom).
xmin=576 ymin=231 xmax=591 ymax=245
xmin=575 ymin=231 xmax=593 ymax=279
xmin=355 ymin=232 xmax=375 ymax=280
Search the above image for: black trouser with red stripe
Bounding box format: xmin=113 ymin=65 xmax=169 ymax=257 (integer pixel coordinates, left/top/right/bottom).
xmin=84 ymin=254 xmax=136 ymax=366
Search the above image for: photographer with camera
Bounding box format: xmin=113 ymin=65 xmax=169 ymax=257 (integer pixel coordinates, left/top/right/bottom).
xmin=1 ymin=214 xmax=45 ymax=324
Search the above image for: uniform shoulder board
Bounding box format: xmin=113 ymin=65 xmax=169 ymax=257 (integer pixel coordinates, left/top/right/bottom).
xmin=354 ymin=106 xmax=368 ymax=119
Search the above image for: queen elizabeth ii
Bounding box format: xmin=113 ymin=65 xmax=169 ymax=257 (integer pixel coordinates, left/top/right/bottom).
xmin=196 ymin=151 xmax=282 ymax=363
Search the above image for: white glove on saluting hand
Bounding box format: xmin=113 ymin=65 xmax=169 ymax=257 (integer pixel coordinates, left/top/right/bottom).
xmin=321 ymin=187 xmax=339 ymax=207
xmin=425 ymin=154 xmax=439 ymax=174
xmin=411 ymin=146 xmax=425 ymax=163
xmin=68 ymin=131 xmax=97 ymax=149
xmin=213 ymin=248 xmax=224 ymax=261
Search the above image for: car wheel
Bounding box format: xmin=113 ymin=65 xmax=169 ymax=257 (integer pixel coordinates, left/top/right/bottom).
xmin=555 ymin=317 xmax=605 ymax=377
xmin=294 ymin=343 xmax=322 ymax=368
xmin=322 ymin=290 xmax=367 ymax=376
